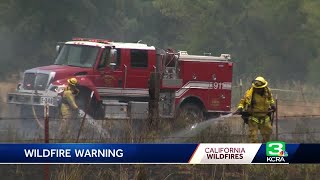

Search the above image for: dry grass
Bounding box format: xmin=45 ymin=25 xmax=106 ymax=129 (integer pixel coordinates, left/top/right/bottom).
xmin=0 ymin=112 xmax=318 ymax=179
xmin=56 ymin=165 xmax=87 ymax=180
xmin=1 ymin=80 xmax=320 ymax=179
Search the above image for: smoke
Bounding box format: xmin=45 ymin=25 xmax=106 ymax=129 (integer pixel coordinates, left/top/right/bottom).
xmin=0 ymin=30 xmax=17 ymax=79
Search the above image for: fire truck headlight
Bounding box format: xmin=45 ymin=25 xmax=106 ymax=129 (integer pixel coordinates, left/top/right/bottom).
xmin=49 ymin=84 xmax=66 ymax=93
xmin=55 ymin=86 xmax=66 ymax=93
xmin=48 ymin=84 xmax=57 ymax=92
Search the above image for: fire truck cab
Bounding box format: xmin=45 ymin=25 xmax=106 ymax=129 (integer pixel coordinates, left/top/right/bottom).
xmin=7 ymin=38 xmax=233 ymax=123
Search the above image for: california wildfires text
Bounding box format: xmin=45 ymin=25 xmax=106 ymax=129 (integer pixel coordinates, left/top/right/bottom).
xmin=206 ymin=153 xmax=243 ymax=159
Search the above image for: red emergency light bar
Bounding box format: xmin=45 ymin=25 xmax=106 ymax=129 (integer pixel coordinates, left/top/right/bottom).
xmin=72 ymin=37 xmax=110 ymax=44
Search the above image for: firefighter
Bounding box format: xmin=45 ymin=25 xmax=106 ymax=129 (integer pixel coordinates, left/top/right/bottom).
xmin=236 ymin=76 xmax=276 ymax=143
xmin=59 ymin=77 xmax=80 ymax=139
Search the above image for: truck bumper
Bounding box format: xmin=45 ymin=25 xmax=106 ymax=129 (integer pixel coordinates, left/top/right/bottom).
xmin=7 ymin=92 xmax=60 ymax=107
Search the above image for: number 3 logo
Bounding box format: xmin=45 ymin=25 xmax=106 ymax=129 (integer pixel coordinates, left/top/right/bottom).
xmin=266 ymin=141 xmax=285 ymax=156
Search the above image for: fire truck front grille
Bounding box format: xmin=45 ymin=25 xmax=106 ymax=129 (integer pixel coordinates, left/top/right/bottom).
xmin=23 ymin=73 xmax=49 ymax=91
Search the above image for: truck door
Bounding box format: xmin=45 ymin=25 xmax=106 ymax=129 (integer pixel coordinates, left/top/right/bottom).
xmin=208 ymin=62 xmax=233 ymax=112
xmin=95 ymin=48 xmax=124 ymax=90
xmin=123 ymin=49 xmax=151 ymax=96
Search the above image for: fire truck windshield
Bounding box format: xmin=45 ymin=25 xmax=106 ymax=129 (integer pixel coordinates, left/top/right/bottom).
xmin=54 ymin=44 xmax=100 ymax=68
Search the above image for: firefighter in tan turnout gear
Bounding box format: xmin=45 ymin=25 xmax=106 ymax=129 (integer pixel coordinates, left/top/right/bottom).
xmin=59 ymin=77 xmax=80 ymax=139
xmin=236 ymin=76 xmax=276 ymax=143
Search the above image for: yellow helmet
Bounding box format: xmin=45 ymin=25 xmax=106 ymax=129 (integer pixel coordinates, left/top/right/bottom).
xmin=252 ymin=76 xmax=268 ymax=88
xmin=67 ymin=77 xmax=78 ymax=86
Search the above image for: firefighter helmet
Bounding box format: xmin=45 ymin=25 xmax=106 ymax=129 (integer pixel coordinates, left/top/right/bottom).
xmin=67 ymin=77 xmax=78 ymax=86
xmin=252 ymin=76 xmax=268 ymax=88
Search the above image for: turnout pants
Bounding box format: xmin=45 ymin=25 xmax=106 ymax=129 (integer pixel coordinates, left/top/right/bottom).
xmin=59 ymin=112 xmax=79 ymax=141
xmin=248 ymin=115 xmax=272 ymax=143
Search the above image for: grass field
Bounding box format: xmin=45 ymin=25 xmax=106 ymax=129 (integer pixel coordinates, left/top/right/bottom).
xmin=1 ymin=81 xmax=320 ymax=179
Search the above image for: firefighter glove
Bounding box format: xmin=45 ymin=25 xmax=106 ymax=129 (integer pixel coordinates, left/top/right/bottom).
xmin=236 ymin=107 xmax=243 ymax=114
xmin=271 ymin=105 xmax=276 ymax=112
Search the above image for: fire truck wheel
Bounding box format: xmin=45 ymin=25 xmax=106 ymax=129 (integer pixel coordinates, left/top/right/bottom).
xmin=176 ymin=103 xmax=204 ymax=128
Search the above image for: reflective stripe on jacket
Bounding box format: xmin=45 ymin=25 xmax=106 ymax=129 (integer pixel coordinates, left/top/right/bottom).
xmin=237 ymin=87 xmax=275 ymax=116
xmin=250 ymin=114 xmax=271 ymax=124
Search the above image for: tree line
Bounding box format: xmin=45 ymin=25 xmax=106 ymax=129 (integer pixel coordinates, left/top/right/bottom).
xmin=0 ymin=0 xmax=319 ymax=85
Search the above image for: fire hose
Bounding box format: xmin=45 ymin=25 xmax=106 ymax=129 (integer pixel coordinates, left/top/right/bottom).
xmin=233 ymin=110 xmax=276 ymax=125
xmin=30 ymin=93 xmax=110 ymax=140
xmin=32 ymin=105 xmax=44 ymax=129
xmin=76 ymin=91 xmax=110 ymax=142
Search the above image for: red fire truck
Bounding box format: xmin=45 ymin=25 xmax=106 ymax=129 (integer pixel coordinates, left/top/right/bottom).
xmin=7 ymin=38 xmax=233 ymax=125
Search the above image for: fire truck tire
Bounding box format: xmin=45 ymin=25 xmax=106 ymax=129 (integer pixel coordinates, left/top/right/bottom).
xmin=175 ymin=103 xmax=204 ymax=128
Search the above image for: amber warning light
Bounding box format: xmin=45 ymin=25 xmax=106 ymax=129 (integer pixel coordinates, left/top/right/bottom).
xmin=72 ymin=37 xmax=110 ymax=44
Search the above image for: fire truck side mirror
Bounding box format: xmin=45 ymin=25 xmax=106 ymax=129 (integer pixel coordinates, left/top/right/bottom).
xmin=55 ymin=42 xmax=65 ymax=54
xmin=56 ymin=45 xmax=61 ymax=53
